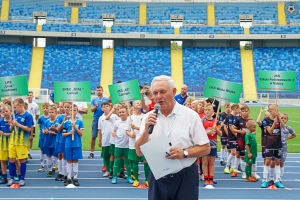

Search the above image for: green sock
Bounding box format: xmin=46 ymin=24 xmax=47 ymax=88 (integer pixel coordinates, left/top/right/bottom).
xmin=113 ymin=158 xmax=121 ymax=177
xmin=104 ymin=158 xmax=110 ymax=172
xmin=246 ymin=165 xmax=252 ymax=178
xmin=125 ymin=158 xmax=132 ymax=178
xmin=110 ymin=160 xmax=114 ymax=172
xmin=144 ymin=163 xmax=150 ymax=181
xmin=132 ymin=160 xmax=139 ymax=181
xmin=120 ymin=159 xmax=124 ymax=172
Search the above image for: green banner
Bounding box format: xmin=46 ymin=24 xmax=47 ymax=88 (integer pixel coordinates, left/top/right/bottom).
xmin=258 ymin=70 xmax=296 ymax=92
xmin=108 ymin=79 xmax=141 ymax=104
xmin=54 ymin=82 xmax=91 ymax=102
xmin=203 ymin=78 xmax=243 ymax=103
xmin=0 ymin=75 xmax=28 ymax=97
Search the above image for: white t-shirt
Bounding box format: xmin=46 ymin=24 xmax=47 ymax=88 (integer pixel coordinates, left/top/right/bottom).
xmin=109 ymin=114 xmax=120 ymax=145
xmin=98 ymin=113 xmax=118 ymax=147
xmin=129 ymin=113 xmax=144 ymax=150
xmin=26 ymin=101 xmax=40 ymax=126
xmin=113 ymin=118 xmax=130 ymax=148
xmin=74 ymin=102 xmax=88 ymax=120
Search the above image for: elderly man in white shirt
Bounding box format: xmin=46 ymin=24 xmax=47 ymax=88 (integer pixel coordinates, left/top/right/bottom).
xmin=135 ymin=75 xmax=210 ymax=200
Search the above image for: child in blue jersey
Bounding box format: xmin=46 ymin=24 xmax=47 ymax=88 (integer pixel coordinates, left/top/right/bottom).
xmin=37 ymin=103 xmax=50 ymax=172
xmin=43 ymin=105 xmax=59 ymax=177
xmin=0 ymin=105 xmax=12 ymax=184
xmin=63 ymin=104 xmax=84 ymax=186
xmin=8 ymin=98 xmax=33 ymax=187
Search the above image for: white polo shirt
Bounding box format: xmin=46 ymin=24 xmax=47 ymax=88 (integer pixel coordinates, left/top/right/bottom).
xmin=129 ymin=113 xmax=144 ymax=150
xmin=74 ymin=102 xmax=88 ymax=120
xmin=98 ymin=113 xmax=118 ymax=147
xmin=26 ymin=101 xmax=40 ymax=127
xmin=113 ymin=118 xmax=131 ymax=148
xmin=138 ymin=102 xmax=209 ymax=169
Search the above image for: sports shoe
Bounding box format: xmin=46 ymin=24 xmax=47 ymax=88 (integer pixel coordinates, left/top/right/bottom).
xmin=208 ymin=180 xmax=214 ymax=186
xmin=220 ymin=160 xmax=226 ymax=166
xmin=51 ymin=169 xmax=56 ymax=175
xmin=127 ymin=177 xmax=134 ymax=184
xmin=103 ymin=172 xmax=110 ymax=177
xmin=18 ymin=180 xmax=25 ymax=187
xmin=64 ymin=178 xmax=72 ymax=186
xmin=47 ymin=171 xmax=53 ymax=177
xmin=204 ymin=180 xmax=210 ymax=187
xmin=14 ymin=175 xmax=19 ymax=181
xmin=242 ymin=172 xmax=246 ymax=179
xmin=38 ymin=166 xmax=45 ymax=172
xmin=261 ymin=180 xmax=268 ymax=188
xmin=145 ymin=180 xmax=149 ymax=187
xmin=54 ymin=164 xmax=58 ymax=170
xmin=63 ymin=176 xmax=68 ymax=183
xmin=268 ymin=180 xmax=275 ymax=186
xmin=275 ymin=181 xmax=284 ymax=188
xmin=132 ymin=180 xmax=139 ymax=187
xmin=0 ymin=178 xmax=8 ymax=184
xmin=245 ymin=177 xmax=256 ymax=182
xmin=102 ymin=166 xmax=106 ymax=172
xmin=108 ymin=171 xmax=113 ymax=179
xmin=224 ymin=167 xmax=230 ymax=174
xmin=250 ymin=176 xmax=258 ymax=181
xmin=28 ymin=154 xmax=32 ymax=159
xmin=253 ymin=173 xmax=260 ymax=179
xmin=199 ymin=174 xmax=204 ymax=181
xmin=112 ymin=176 xmax=117 ymax=184
xmin=55 ymin=174 xmax=64 ymax=181
xmin=88 ymin=153 xmax=94 ymax=159
xmin=230 ymin=168 xmax=234 ymax=173
xmin=231 ymin=172 xmax=238 ymax=177
xmin=73 ymin=178 xmax=79 ymax=186
xmin=7 ymin=179 xmax=15 ymax=187
xmin=118 ymin=172 xmax=127 ymax=179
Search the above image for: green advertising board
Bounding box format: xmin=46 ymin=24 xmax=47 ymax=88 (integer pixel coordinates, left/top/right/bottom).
xmin=54 ymin=82 xmax=91 ymax=102
xmin=108 ymin=79 xmax=141 ymax=104
xmin=258 ymin=70 xmax=296 ymax=92
xmin=0 ymin=75 xmax=28 ymax=97
xmin=203 ymin=78 xmax=243 ymax=103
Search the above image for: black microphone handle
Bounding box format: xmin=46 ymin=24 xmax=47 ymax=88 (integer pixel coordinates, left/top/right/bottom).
xmin=148 ymin=125 xmax=154 ymax=134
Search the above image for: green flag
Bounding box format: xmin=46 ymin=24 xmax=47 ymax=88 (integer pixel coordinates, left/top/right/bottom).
xmin=54 ymin=82 xmax=91 ymax=102
xmin=0 ymin=75 xmax=28 ymax=97
xmin=108 ymin=79 xmax=141 ymax=104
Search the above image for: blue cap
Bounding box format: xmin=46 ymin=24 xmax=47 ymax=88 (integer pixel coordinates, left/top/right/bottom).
xmin=50 ymin=92 xmax=54 ymax=100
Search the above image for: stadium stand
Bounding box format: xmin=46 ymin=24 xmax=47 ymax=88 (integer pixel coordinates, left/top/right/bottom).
xmin=0 ymin=43 xmax=32 ymax=78
xmin=42 ymin=23 xmax=106 ymax=33
xmin=183 ymin=47 xmax=242 ymax=93
xmin=41 ymin=45 xmax=102 ymax=90
xmin=0 ymin=22 xmax=36 ymax=31
xmin=285 ymin=2 xmax=300 ymax=24
xmin=113 ymin=46 xmax=171 ymax=84
xmin=250 ymin=26 xmax=300 ymax=34
xmin=180 ymin=26 xmax=244 ymax=34
xmin=215 ymin=3 xmax=277 ymax=24
xmin=9 ymin=0 xmax=70 ymax=22
xmin=147 ymin=3 xmax=207 ymax=24
xmin=111 ymin=25 xmax=173 ymax=34
xmin=79 ymin=2 xmax=139 ymax=24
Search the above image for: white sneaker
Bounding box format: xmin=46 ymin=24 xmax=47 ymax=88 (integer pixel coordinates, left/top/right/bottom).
xmin=242 ymin=172 xmax=246 ymax=179
xmin=253 ymin=173 xmax=260 ymax=179
xmin=103 ymin=172 xmax=110 ymax=177
xmin=199 ymin=174 xmax=204 ymax=181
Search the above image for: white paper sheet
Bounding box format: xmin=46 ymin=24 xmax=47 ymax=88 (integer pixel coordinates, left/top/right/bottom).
xmin=140 ymin=133 xmax=183 ymax=180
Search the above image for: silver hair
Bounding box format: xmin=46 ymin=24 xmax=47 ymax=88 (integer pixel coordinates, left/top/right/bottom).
xmin=151 ymin=75 xmax=174 ymax=90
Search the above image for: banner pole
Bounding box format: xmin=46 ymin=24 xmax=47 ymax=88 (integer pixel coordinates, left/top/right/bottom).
xmin=11 ymin=97 xmax=17 ymax=134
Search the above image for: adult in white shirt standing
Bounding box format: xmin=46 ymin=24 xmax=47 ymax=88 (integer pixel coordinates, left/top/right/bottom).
xmin=135 ymin=75 xmax=210 ymax=200
xmin=73 ymin=102 xmax=88 ymax=120
xmin=26 ymin=91 xmax=40 ymax=159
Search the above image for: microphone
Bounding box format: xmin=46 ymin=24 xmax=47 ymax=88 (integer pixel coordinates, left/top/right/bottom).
xmin=148 ymin=103 xmax=160 ymax=134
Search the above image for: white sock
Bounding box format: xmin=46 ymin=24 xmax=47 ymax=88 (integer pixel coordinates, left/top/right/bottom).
xmin=47 ymin=157 xmax=52 ymax=171
xmin=67 ymin=163 xmax=72 ymax=179
xmin=226 ymin=154 xmax=233 ymax=168
xmin=252 ymin=163 xmax=257 ymax=173
xmin=275 ymin=165 xmax=281 ymax=182
xmin=62 ymin=159 xmax=67 ymax=176
xmin=231 ymin=156 xmax=236 ymax=170
xmin=240 ymin=160 xmax=245 ymax=172
xmin=220 ymin=148 xmax=225 ymax=160
xmin=40 ymin=152 xmax=45 ymax=167
xmin=269 ymin=167 xmax=275 ymax=180
xmin=73 ymin=162 xmax=78 ymax=179
xmin=58 ymin=160 xmax=63 ymax=175
xmin=235 ymin=157 xmax=240 ymax=172
xmin=263 ymin=165 xmax=269 ymax=181
xmin=280 ymin=167 xmax=284 ymax=180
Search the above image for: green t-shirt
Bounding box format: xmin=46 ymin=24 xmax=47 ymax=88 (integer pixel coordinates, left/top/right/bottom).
xmin=245 ymin=132 xmax=257 ymax=158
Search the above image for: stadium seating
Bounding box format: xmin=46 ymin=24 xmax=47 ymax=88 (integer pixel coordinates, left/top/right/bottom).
xmin=79 ymin=2 xmax=139 ymax=24
xmin=111 ymin=25 xmax=173 ymax=34
xmin=9 ymin=0 xmax=71 ymax=22
xmin=250 ymin=26 xmax=300 ymax=34
xmin=180 ymin=26 xmax=244 ymax=34
xmin=41 ymin=45 xmax=102 ymax=90
xmin=183 ymin=47 xmax=242 ymax=92
xmin=42 ymin=24 xmax=106 ymax=33
xmin=0 ymin=43 xmax=32 ymax=79
xmin=253 ymin=47 xmax=300 ymax=94
xmin=113 ymin=46 xmax=171 ymax=84
xmin=215 ymin=3 xmax=277 ymax=24
xmin=147 ymin=3 xmax=207 ymax=24
xmin=0 ymin=22 xmax=36 ymax=31
xmin=286 ymin=3 xmax=300 ymax=24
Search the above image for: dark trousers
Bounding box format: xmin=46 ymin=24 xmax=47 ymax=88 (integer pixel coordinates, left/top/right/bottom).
xmin=148 ymin=164 xmax=199 ymax=200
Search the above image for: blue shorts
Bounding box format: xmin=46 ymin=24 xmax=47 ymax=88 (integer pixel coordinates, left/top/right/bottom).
xmin=207 ymin=148 xmax=217 ymax=157
xmin=55 ymin=142 xmax=65 ymax=154
xmin=92 ymin=119 xmax=98 ymax=138
xmin=38 ymin=139 xmax=44 ymax=150
xmin=43 ymin=147 xmax=55 ymax=157
xmin=65 ymin=147 xmax=83 ymax=161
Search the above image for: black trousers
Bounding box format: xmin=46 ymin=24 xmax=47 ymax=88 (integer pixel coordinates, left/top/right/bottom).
xmin=148 ymin=164 xmax=199 ymax=200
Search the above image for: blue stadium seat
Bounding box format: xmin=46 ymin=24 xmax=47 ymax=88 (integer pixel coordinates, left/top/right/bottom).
xmin=147 ymin=3 xmax=207 ymax=24
xmin=250 ymin=26 xmax=300 ymax=34
xmin=0 ymin=43 xmax=32 ymax=79
xmin=42 ymin=24 xmax=106 ymax=33
xmin=183 ymin=47 xmax=242 ymax=92
xmin=180 ymin=26 xmax=244 ymax=34
xmin=41 ymin=45 xmax=102 ymax=90
xmin=111 ymin=25 xmax=173 ymax=34
xmin=0 ymin=22 xmax=36 ymax=31
xmin=113 ymin=46 xmax=171 ymax=84
xmin=215 ymin=3 xmax=277 ymax=24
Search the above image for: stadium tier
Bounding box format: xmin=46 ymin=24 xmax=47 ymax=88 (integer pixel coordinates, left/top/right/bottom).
xmin=180 ymin=26 xmax=244 ymax=34
xmin=42 ymin=24 xmax=106 ymax=33
xmin=111 ymin=25 xmax=173 ymax=34
xmin=0 ymin=43 xmax=32 ymax=78
xmin=250 ymin=26 xmax=300 ymax=34
xmin=183 ymin=47 xmax=242 ymax=93
xmin=41 ymin=45 xmax=102 ymax=90
xmin=113 ymin=46 xmax=171 ymax=84
xmin=0 ymin=22 xmax=36 ymax=31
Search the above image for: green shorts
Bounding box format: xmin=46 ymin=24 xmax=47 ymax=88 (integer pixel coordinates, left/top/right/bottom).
xmin=114 ymin=147 xmax=129 ymax=157
xmin=109 ymin=144 xmax=115 ymax=155
xmin=244 ymin=156 xmax=256 ymax=165
xmin=128 ymin=149 xmax=139 ymax=161
xmin=101 ymin=146 xmax=110 ymax=159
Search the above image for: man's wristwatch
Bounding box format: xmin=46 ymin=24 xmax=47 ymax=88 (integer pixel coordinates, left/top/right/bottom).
xmin=183 ymin=149 xmax=188 ymax=158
